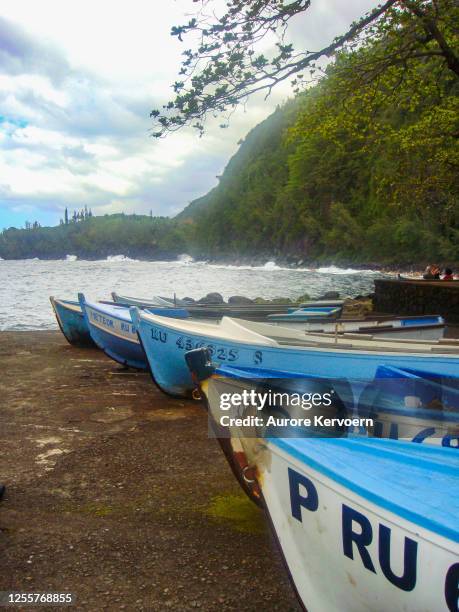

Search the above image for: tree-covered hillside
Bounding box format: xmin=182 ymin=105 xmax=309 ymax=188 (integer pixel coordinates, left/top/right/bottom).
xmin=0 ymin=214 xmax=187 ymax=260
xmin=181 ymin=71 xmax=458 ymax=263
xmin=179 ymin=5 xmax=459 ymax=266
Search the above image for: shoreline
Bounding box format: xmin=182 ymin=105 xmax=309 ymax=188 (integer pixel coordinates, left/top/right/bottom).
xmin=0 ymin=255 xmax=430 ymax=274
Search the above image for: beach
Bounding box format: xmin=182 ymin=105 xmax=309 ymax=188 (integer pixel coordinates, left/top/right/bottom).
xmin=0 ymin=331 xmax=300 ymax=611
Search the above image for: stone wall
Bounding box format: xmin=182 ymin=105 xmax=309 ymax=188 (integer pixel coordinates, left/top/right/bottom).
xmin=374 ymin=279 xmax=459 ymax=324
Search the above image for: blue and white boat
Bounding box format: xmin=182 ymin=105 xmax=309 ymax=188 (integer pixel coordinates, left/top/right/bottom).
xmin=222 ymin=436 xmax=459 ymax=611
xmin=114 ymin=291 xmax=345 ymax=320
xmin=187 ymin=356 xmax=459 ymax=611
xmin=113 ymin=292 xmax=344 ymax=309
xmin=132 ymin=310 xmax=459 ymax=398
xmin=256 ymin=439 xmax=458 ymax=610
xmin=264 ymin=437 xmax=458 ymax=611
xmin=186 ymin=352 xmax=459 ymax=449
xmin=79 ymin=294 xmax=188 ymax=370
xmin=50 ymin=296 xmax=95 ymax=347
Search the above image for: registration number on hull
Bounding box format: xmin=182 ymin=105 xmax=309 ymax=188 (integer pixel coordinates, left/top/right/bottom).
xmin=149 ymin=327 xmax=240 ymax=362
xmin=176 ymin=336 xmax=239 ymax=362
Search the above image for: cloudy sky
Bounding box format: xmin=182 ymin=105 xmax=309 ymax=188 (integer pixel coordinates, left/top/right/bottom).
xmin=0 ymin=0 xmax=375 ymax=229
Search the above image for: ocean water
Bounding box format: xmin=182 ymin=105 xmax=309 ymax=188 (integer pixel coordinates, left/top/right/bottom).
xmin=0 ymin=256 xmax=388 ymax=331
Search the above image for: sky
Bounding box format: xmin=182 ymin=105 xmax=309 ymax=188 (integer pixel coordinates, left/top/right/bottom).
xmin=0 ymin=0 xmax=376 ymax=229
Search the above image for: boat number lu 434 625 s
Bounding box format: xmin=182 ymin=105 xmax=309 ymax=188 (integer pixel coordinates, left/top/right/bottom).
xmin=288 ymin=467 xmax=459 ymax=610
xmin=150 ymin=327 xmax=241 ymax=362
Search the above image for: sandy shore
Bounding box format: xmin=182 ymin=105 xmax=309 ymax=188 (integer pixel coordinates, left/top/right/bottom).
xmin=0 ymin=331 xmax=300 ymax=611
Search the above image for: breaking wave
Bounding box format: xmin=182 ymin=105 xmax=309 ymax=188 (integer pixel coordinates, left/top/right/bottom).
xmin=317 ymin=265 xmax=378 ymax=275
xmin=177 ymin=254 xmax=194 ymax=264
xmin=106 ymin=254 xmax=139 ymax=262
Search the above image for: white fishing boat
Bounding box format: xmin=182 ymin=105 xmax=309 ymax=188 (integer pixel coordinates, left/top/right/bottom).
xmin=187 ymin=354 xmax=459 ymax=611
xmin=239 ymin=435 xmax=458 ymax=611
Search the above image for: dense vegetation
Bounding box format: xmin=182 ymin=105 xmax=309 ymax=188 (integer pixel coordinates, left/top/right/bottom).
xmin=0 ymin=214 xmax=187 ymax=260
xmin=180 ymin=16 xmax=459 ymax=265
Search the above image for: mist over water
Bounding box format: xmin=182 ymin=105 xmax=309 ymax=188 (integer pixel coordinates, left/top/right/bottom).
xmin=0 ymin=257 xmax=388 ymax=331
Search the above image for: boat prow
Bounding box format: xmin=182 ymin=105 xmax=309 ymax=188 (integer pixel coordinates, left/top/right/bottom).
xmin=50 ymin=296 xmax=95 ymax=347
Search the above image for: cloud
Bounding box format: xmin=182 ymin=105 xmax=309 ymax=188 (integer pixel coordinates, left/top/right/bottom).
xmin=0 ymin=17 xmax=71 ymax=82
xmin=0 ymin=1 xmax=377 ymax=228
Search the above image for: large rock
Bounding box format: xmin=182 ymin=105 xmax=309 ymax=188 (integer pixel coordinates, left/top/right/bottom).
xmin=198 ymin=292 xmax=225 ymax=304
xmin=319 ymin=291 xmax=340 ymax=299
xmin=228 ymin=295 xmax=254 ymax=304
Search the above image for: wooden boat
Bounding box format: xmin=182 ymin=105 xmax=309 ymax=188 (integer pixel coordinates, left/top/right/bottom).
xmin=267 ymin=314 xmax=446 ymax=340
xmin=112 ymin=291 xmax=344 ymax=320
xmin=78 ymin=294 xmax=188 ymax=370
xmin=131 ymin=310 xmax=459 ymax=398
xmin=186 ymin=354 xmax=459 ymax=611
xmin=112 ymin=292 xmax=190 ymax=307
xmin=50 ymin=296 xmax=95 ymax=347
xmin=79 ymin=295 xmax=148 ymax=369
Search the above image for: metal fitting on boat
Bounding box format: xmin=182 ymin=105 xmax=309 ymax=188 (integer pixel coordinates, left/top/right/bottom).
xmin=192 ymin=388 xmax=202 ymax=401
xmin=242 ymin=464 xmax=256 ymax=485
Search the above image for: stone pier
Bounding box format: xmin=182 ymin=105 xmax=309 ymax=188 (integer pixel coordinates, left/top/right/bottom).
xmin=374 ymin=279 xmax=459 ymax=324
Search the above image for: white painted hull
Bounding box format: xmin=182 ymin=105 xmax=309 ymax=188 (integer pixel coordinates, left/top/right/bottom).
xmin=245 ymin=439 xmax=459 ymax=611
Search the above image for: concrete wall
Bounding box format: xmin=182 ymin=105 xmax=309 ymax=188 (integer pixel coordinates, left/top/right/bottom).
xmin=374 ymin=279 xmax=459 ymax=324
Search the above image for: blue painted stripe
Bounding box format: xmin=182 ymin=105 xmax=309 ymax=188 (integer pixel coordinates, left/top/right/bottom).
xmin=401 ymin=317 xmax=441 ymax=327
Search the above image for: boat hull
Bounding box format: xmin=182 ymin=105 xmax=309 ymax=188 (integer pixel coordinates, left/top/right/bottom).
xmin=50 ymin=297 xmax=95 ymax=347
xmin=135 ymin=313 xmax=459 ymax=398
xmin=188 ymin=354 xmax=459 ymax=610
xmin=80 ymin=298 xmax=148 ymax=370
xmin=255 ymin=438 xmax=459 ymax=612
